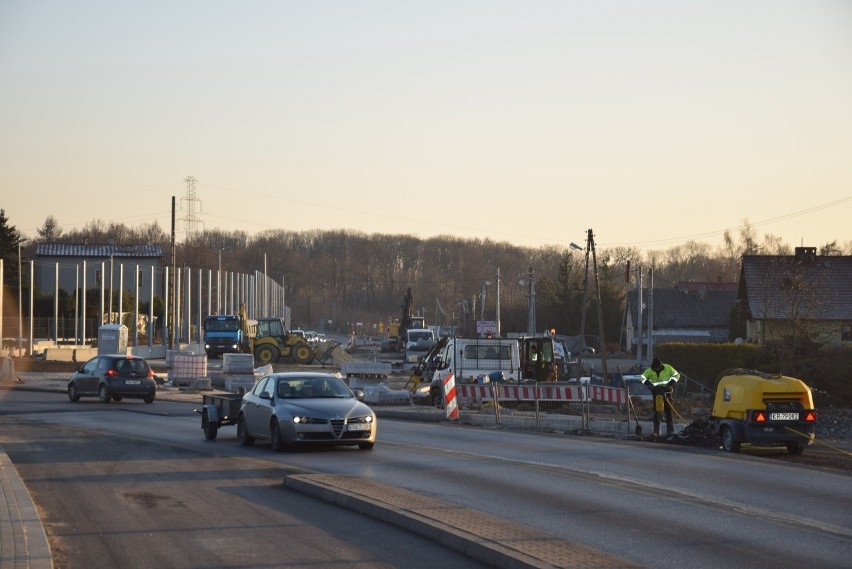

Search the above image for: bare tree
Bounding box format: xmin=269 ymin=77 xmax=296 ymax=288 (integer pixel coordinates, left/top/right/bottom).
xmin=36 ymin=215 xmax=63 ymax=242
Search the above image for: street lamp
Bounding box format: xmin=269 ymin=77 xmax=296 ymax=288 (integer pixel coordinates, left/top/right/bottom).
xmin=479 ymin=281 xmax=491 ymax=321
xmin=518 ymin=267 xmax=535 ymax=335
xmin=217 ymin=249 xmax=223 ymax=314
xmin=17 ymin=239 xmax=28 ymax=355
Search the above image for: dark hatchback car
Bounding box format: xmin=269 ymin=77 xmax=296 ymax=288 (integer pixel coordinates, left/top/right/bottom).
xmin=68 ymin=354 xmax=157 ymax=404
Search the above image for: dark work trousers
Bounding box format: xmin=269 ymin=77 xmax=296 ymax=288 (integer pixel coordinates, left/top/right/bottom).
xmin=650 ymin=386 xmax=674 ymax=435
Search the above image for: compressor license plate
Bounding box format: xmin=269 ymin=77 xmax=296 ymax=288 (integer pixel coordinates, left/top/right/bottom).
xmin=769 ymin=412 xmax=798 ymax=421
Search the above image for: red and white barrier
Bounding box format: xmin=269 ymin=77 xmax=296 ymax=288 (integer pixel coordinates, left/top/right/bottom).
xmin=590 ymin=385 xmax=628 ymax=405
xmin=454 ymin=383 xmax=627 ymax=405
xmin=443 ymin=373 xmax=459 ymax=420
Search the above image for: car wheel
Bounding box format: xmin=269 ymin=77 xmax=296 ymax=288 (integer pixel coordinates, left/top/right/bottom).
xmin=143 ymin=395 xmax=155 ymax=404
xmin=721 ymin=425 xmax=740 ymax=453
xmin=202 ymin=412 xmax=218 ymax=441
xmin=254 ymin=345 xmax=278 ymax=365
xmin=270 ymin=419 xmax=287 ymax=452
xmin=786 ymin=441 xmax=804 ymax=455
xmin=98 ymin=384 xmax=111 ymax=404
xmin=430 ymin=390 xmax=443 ymax=409
xmin=68 ymin=384 xmax=80 ymax=402
xmin=358 ymin=442 xmax=375 ymax=450
xmin=292 ymin=342 xmax=314 ymax=364
xmin=238 ymin=415 xmax=255 ymax=446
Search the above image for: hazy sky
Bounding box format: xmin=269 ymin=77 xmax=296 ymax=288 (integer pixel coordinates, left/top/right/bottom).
xmin=2 ymin=1 xmax=850 ymax=252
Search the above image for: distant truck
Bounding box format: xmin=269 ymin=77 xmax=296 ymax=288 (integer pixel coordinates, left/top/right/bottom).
xmin=404 ymin=328 xmax=437 ymax=362
xmin=203 ymin=314 xmax=248 ymax=358
xmin=712 ymin=370 xmax=817 ymax=455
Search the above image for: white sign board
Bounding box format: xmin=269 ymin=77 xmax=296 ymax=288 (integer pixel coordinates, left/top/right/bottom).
xmin=476 ymin=320 xmax=498 ymax=334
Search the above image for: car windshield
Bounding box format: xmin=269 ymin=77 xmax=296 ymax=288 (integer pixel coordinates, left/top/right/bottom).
xmin=277 ymin=377 xmax=351 ymax=399
xmin=115 ymin=358 xmax=149 ymax=376
xmin=206 ymin=318 xmax=239 ymax=331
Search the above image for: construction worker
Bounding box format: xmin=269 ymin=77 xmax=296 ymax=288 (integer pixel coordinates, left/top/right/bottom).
xmin=527 ymin=344 xmax=548 ymax=381
xmin=641 ymin=357 xmax=680 ymax=436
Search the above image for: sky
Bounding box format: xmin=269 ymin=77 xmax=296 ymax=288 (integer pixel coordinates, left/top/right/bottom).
xmin=1 ymin=1 xmax=851 ymax=253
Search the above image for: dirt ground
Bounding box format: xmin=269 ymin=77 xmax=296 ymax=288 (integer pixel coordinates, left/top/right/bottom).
xmin=8 ymin=358 xmax=80 ymax=373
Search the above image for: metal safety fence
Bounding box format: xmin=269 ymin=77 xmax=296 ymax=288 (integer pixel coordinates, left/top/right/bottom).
xmin=451 ymin=382 xmax=636 ymax=434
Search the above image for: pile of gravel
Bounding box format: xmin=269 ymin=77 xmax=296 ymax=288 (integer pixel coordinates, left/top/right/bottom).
xmin=815 ymin=408 xmax=852 ymax=443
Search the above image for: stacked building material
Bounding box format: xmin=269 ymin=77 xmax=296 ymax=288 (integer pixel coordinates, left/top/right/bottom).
xmin=168 ymin=353 xmax=208 ymax=387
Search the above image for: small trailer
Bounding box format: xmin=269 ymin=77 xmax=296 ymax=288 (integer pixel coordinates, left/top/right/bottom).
xmin=196 ymin=392 xmax=244 ymax=441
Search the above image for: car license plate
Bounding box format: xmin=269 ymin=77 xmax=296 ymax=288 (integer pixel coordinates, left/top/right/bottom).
xmin=769 ymin=412 xmax=798 ymax=421
xmin=347 ymin=423 xmax=370 ymax=431
xmin=125 ymin=379 xmax=141 ymax=385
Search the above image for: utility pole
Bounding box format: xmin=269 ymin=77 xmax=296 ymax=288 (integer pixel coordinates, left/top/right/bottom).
xmin=526 ymin=267 xmax=536 ymax=335
xmin=647 ymin=268 xmax=655 ymax=365
xmin=169 ymin=196 xmax=177 ymax=351
xmin=589 ymin=229 xmax=609 ymax=382
xmin=636 ymin=266 xmax=643 ymax=368
xmin=496 ymin=267 xmax=501 ymax=337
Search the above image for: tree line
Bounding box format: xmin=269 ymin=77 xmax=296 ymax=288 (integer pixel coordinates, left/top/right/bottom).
xmin=1 ymin=209 xmax=849 ymax=349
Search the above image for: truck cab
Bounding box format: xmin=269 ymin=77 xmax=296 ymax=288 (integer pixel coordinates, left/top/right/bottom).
xmin=203 ymin=315 xmax=245 ymax=358
xmin=404 ymin=328 xmax=437 ymax=362
xmin=518 ymin=336 xmax=557 ymax=382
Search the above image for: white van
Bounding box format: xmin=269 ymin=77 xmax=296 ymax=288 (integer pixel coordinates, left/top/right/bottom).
xmin=422 ymin=337 xmax=521 ymax=406
xmin=405 ymin=328 xmax=437 ymax=361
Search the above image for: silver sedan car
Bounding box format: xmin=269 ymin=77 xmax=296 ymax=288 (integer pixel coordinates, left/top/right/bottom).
xmin=238 ymin=372 xmax=376 ymax=451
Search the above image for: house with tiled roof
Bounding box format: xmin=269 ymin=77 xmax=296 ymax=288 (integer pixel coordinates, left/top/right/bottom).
xmin=626 ymin=283 xmax=738 ymax=354
xmin=33 ymin=243 xmax=164 ymax=305
xmin=736 ymin=247 xmax=852 ymax=345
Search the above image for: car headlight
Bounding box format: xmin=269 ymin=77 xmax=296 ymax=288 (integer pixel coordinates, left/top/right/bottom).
xmin=293 ymin=416 xmax=307 ymax=424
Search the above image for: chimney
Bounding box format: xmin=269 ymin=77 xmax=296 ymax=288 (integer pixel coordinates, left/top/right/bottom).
xmin=794 ymin=247 xmax=816 ymax=263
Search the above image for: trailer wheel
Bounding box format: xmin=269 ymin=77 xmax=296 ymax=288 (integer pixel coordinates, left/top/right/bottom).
xmin=721 ymin=425 xmax=741 ymax=453
xmin=292 ymin=342 xmax=314 ymax=365
xmin=202 ymin=412 xmax=218 ymax=441
xmin=238 ymin=415 xmax=255 ymax=446
xmin=786 ymin=441 xmax=804 ymax=455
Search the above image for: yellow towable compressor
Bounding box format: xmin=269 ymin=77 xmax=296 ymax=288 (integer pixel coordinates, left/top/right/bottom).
xmin=712 ymin=370 xmax=817 ymax=455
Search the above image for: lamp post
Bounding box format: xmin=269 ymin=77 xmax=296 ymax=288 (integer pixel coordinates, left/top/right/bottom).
xmin=17 ymin=239 xmax=28 ymax=355
xmin=479 ymin=281 xmax=491 ymax=321
xmin=217 ymin=249 xmax=222 ymax=315
xmin=570 ymin=241 xmax=588 ymax=356
xmin=496 ymin=267 xmax=501 ymax=337
xmin=518 ymin=267 xmax=536 ymax=335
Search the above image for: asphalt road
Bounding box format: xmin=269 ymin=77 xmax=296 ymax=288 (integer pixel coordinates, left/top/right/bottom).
xmin=1 ymin=388 xmax=850 ymax=569
xmin=0 ymin=391 xmax=489 ymax=569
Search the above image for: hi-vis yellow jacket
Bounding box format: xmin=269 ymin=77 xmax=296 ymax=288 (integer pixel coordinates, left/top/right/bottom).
xmin=641 ymin=363 xmax=680 ymax=386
